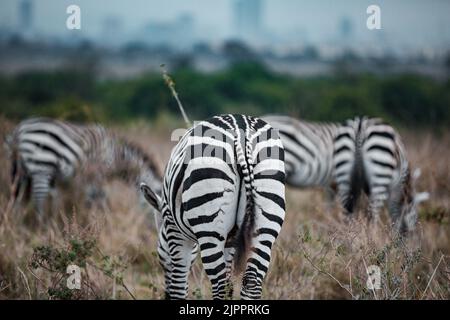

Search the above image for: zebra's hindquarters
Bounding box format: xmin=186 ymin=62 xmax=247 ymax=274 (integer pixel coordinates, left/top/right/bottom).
xmin=333 ymin=117 xmax=418 ymax=231
xmin=333 ymin=121 xmax=360 ymax=215
xmin=182 ymin=155 xmax=241 ymax=299
xmin=239 ymin=126 xmax=286 ymax=299
xmin=174 ymin=115 xmax=286 ymax=299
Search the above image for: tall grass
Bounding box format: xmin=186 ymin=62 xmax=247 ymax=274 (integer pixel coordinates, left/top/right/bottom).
xmin=0 ymin=117 xmax=448 ymax=299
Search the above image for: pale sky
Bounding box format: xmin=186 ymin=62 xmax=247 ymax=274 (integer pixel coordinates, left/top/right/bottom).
xmin=0 ymin=0 xmax=449 ymax=50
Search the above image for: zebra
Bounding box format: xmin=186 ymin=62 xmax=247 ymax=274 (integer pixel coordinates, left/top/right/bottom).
xmin=261 ymin=115 xmax=341 ymax=201
xmin=263 ymin=114 xmax=428 ymax=233
xmin=333 ymin=116 xmax=429 ymax=233
xmin=140 ymin=114 xmax=286 ymax=299
xmin=6 ymin=117 xmax=162 ymax=216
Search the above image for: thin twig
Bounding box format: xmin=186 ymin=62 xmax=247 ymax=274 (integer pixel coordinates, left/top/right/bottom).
xmin=421 ymin=254 xmax=445 ymax=300
xmin=348 ymin=266 xmax=353 ymax=296
xmin=161 ymin=64 xmax=191 ymax=127
xmin=0 ymin=283 xmax=11 ymax=293
xmin=120 ymin=280 xmax=137 ymax=300
xmin=300 ymin=246 xmax=355 ymax=299
xmin=27 ymin=266 xmax=45 ymax=285
xmin=17 ymin=267 xmax=32 ymax=300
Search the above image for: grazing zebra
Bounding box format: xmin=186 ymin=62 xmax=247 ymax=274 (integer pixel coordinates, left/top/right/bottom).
xmin=333 ymin=116 xmax=429 ymax=232
xmin=263 ymin=114 xmax=428 ymax=233
xmin=140 ymin=114 xmax=286 ymax=299
xmin=7 ymin=117 xmax=162 ymax=216
xmin=261 ymin=115 xmax=340 ymax=199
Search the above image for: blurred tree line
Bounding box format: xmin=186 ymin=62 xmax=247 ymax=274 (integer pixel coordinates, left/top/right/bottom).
xmin=0 ymin=62 xmax=449 ymax=129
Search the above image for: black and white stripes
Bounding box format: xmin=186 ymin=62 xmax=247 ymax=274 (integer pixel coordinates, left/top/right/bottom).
xmin=334 ymin=117 xmax=429 ymax=232
xmin=262 ymin=115 xmax=340 ymax=190
xmin=264 ymin=114 xmax=428 ymax=233
xmin=6 ymin=113 xmax=428 ymax=300
xmin=8 ymin=117 xmax=161 ymax=215
xmin=140 ymin=114 xmax=285 ymax=299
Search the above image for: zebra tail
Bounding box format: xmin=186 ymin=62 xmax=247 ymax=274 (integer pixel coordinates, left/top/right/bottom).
xmin=233 ymin=135 xmax=256 ymax=274
xmin=349 ymin=118 xmax=367 ymax=211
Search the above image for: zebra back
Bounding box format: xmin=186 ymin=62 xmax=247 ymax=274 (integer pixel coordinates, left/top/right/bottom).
xmin=12 ymin=117 xmax=103 ymax=178
xmin=10 ymin=117 xmax=162 ymax=212
xmin=262 ymin=115 xmax=340 ymax=188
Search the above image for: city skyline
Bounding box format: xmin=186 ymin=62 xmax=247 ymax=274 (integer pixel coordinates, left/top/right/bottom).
xmin=0 ymin=0 xmax=449 ymax=54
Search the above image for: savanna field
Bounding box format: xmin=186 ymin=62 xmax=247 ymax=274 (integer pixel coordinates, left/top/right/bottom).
xmin=0 ymin=116 xmax=449 ymax=300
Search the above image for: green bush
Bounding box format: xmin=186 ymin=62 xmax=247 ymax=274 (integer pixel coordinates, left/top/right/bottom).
xmin=0 ymin=63 xmax=448 ymax=128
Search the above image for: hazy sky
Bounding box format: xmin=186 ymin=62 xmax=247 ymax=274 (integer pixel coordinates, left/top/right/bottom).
xmin=1 ymin=0 xmax=449 ymax=49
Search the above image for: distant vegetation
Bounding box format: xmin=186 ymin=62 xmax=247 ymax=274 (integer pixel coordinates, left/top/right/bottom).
xmin=1 ymin=62 xmax=449 ymax=129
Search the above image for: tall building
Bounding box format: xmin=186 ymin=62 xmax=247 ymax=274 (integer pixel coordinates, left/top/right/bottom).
xmin=18 ymin=0 xmax=33 ymax=34
xmin=339 ymin=16 xmax=354 ymax=43
xmin=233 ymin=0 xmax=263 ymax=43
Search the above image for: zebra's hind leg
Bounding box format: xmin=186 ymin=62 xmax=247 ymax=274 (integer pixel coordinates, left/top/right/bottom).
xmin=240 ymin=211 xmax=279 ymax=299
xmin=198 ymin=234 xmax=232 ymax=300
xmin=240 ymin=185 xmax=285 ymax=300
xmin=31 ymin=173 xmax=52 ymax=222
xmin=367 ymin=185 xmax=388 ymax=225
xmin=49 ymin=185 xmax=62 ymax=214
xmin=221 ymin=223 xmax=239 ymax=299
xmin=223 ymin=246 xmax=236 ymax=299
xmin=165 ymin=238 xmax=196 ymax=300
xmin=157 ymin=240 xmax=173 ymax=300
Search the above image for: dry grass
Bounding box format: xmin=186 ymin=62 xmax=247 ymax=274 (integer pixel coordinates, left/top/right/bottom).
xmin=0 ymin=116 xmax=448 ymax=300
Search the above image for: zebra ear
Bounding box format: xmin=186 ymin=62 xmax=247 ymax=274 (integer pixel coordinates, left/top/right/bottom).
xmin=140 ymin=183 xmax=161 ymax=211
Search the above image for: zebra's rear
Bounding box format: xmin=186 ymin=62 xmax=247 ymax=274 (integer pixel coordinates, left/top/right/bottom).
xmin=181 ymin=114 xmax=286 ymax=299
xmin=358 ymin=118 xmax=425 ymax=231
xmin=333 ymin=117 xmax=368 ymax=215
xmin=334 ymin=117 xmax=427 ymax=232
xmin=141 ymin=114 xmax=286 ymax=299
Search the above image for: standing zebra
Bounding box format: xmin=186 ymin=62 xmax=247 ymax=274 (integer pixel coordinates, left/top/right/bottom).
xmin=263 ymin=114 xmax=428 ymax=233
xmin=140 ymin=114 xmax=286 ymax=299
xmin=261 ymin=115 xmax=340 ymax=198
xmin=333 ymin=116 xmax=429 ymax=233
xmin=7 ymin=117 xmax=162 ymax=216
